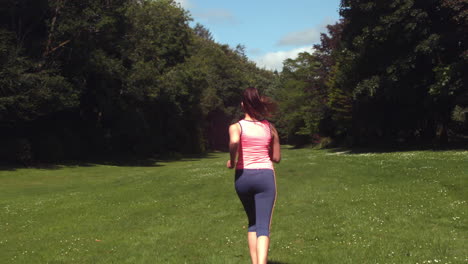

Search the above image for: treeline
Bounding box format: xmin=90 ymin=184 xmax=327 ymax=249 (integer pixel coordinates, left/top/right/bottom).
xmin=0 ymin=0 xmax=275 ymax=163
xmin=272 ymin=0 xmax=467 ymax=147
xmin=1 ymin=0 xmax=467 ymax=164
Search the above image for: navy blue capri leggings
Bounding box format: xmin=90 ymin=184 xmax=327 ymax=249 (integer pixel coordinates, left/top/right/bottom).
xmin=235 ymin=169 xmax=276 ymax=237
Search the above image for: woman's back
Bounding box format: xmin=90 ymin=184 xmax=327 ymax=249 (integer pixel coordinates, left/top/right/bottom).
xmin=227 ymin=87 xmax=280 ymax=264
xmin=236 ymin=119 xmax=273 ymax=170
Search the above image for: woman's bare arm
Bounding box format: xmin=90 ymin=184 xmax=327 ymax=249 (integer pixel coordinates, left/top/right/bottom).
xmin=270 ymin=125 xmax=281 ymax=163
xmin=227 ymin=123 xmax=241 ymax=169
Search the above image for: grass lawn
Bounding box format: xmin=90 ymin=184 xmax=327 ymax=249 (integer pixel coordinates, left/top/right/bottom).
xmin=0 ymin=147 xmax=467 ymax=263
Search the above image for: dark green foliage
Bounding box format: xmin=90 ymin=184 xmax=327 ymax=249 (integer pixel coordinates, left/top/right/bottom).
xmin=337 ymin=0 xmax=467 ymax=145
xmin=271 ymin=21 xmax=347 ymax=146
xmin=3 ymin=0 xmax=465 ymax=161
xmin=160 ymin=34 xmax=277 ymax=150
xmin=273 ymin=52 xmax=321 ymax=145
xmin=274 ymin=0 xmax=467 ymax=147
xmin=0 ymin=28 xmax=79 ymax=123
xmin=0 ymin=137 xmax=33 ymax=164
xmin=0 ymin=0 xmax=276 ymax=162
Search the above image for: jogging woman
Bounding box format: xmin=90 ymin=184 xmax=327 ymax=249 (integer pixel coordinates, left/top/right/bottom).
xmin=227 ymin=87 xmax=281 ymax=264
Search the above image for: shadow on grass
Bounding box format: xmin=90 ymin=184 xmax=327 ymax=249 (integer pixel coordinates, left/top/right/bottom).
xmin=268 ymin=261 xmax=288 ymax=264
xmin=326 ymin=142 xmax=468 ymax=155
xmin=286 ymin=140 xmax=468 ymax=154
xmin=0 ymin=152 xmax=219 ymax=171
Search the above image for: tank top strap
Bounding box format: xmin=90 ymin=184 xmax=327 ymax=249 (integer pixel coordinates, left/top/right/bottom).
xmin=236 ymin=119 xmax=273 ymax=170
xmin=237 ymin=120 xmax=243 ymax=137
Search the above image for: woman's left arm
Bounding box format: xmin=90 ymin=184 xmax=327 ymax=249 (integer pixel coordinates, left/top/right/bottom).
xmin=227 ymin=123 xmax=240 ymax=169
xmin=269 ymin=124 xmax=281 ymax=163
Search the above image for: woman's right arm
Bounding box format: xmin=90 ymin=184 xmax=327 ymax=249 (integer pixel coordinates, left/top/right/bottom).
xmin=270 ymin=125 xmax=281 ymax=163
xmin=227 ymin=123 xmax=240 ymax=169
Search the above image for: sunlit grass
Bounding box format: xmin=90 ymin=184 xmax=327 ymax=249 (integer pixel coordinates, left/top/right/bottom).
xmin=0 ymin=147 xmax=466 ymax=263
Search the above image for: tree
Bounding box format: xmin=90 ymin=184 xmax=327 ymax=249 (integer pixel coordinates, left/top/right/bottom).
xmin=1 ymin=0 xmax=278 ymax=162
xmin=193 ymin=23 xmax=214 ymax=41
xmin=271 ymin=21 xmax=346 ymax=146
xmin=337 ymin=0 xmax=467 ymax=145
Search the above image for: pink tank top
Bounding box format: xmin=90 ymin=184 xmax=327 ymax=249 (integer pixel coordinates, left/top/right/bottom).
xmin=236 ymin=119 xmax=273 ymax=170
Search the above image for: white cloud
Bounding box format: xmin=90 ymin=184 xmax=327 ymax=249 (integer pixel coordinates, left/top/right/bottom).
xmin=277 ymin=28 xmax=321 ymax=46
xmin=248 ymin=48 xmax=263 ymax=56
xmin=194 ymin=8 xmax=236 ymax=24
xmin=254 ymin=46 xmax=314 ymax=72
xmin=277 ymin=17 xmax=338 ymax=47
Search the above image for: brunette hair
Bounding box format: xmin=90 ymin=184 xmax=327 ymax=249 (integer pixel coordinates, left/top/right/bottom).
xmin=241 ymin=87 xmax=276 ymax=120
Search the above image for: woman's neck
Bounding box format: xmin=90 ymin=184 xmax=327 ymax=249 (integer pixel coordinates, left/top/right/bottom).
xmin=244 ymin=114 xmax=258 ymax=121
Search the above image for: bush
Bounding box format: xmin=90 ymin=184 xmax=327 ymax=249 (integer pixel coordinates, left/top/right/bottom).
xmin=318 ymin=137 xmax=334 ymax=149
xmin=0 ymin=137 xmax=33 ymax=165
xmin=32 ymin=133 xmax=64 ymax=162
xmin=62 ymin=128 xmax=88 ymax=159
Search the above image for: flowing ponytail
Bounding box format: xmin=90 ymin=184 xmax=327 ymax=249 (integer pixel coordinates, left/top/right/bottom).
xmin=242 ymin=87 xmax=277 ymax=120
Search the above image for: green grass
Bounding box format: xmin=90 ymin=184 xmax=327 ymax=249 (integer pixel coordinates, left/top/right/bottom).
xmin=0 ymin=147 xmax=467 ymax=263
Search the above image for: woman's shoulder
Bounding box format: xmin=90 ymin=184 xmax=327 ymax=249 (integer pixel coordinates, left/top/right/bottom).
xmin=229 ymin=122 xmax=241 ymax=132
xmin=260 ymin=119 xmax=275 ymax=128
xmin=230 ymin=118 xmax=242 ymax=126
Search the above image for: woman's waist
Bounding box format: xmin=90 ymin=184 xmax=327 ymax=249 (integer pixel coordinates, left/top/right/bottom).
xmin=236 ymin=160 xmax=273 ymax=170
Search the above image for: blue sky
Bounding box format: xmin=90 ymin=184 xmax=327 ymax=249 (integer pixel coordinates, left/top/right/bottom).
xmin=175 ymin=0 xmax=341 ymax=71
